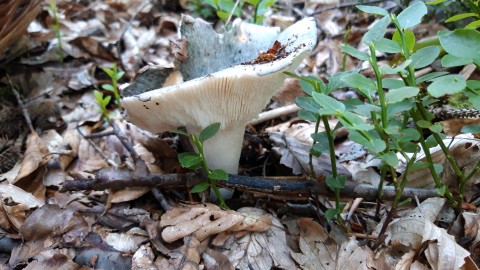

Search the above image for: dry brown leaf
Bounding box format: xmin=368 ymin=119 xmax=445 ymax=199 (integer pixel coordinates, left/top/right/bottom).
xmin=160 ymin=204 xmax=272 ymax=243
xmin=382 ymin=198 xmax=470 ymax=269
xmin=216 ymin=210 xmax=296 ymax=269
xmin=14 ymin=133 xmax=50 ymax=183
xmin=132 ymin=244 xmax=157 ymax=270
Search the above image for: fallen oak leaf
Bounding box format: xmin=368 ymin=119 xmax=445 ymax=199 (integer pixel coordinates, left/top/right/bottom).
xmin=160 ymin=204 xmax=272 ymax=243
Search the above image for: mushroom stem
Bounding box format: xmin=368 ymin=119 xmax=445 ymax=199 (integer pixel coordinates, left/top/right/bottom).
xmin=197 ymin=126 xmax=245 ymax=174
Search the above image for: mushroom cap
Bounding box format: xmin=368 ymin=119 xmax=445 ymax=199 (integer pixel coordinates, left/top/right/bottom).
xmin=122 ymin=17 xmax=317 ymax=135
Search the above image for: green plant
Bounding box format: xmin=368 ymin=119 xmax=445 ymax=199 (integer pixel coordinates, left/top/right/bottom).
xmin=429 ymin=0 xmax=480 ymax=29
xmin=290 ymin=1 xmax=480 ymax=225
xmin=93 ymin=89 xmax=112 ymax=122
xmin=174 ymin=123 xmax=230 ymax=209
xmin=101 ymin=64 xmax=124 ymax=106
xmin=48 ymin=0 xmax=63 ymax=63
xmin=186 ymin=0 xmax=276 ymax=24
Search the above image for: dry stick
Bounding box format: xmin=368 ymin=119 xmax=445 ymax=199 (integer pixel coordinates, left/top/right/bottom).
xmin=76 ymin=126 xmax=118 ymax=168
xmin=249 ymin=104 xmax=300 ymax=125
xmin=61 ymin=172 xmax=441 ymax=202
xmin=224 ymin=0 xmax=242 ymax=26
xmin=7 ymin=76 xmax=35 ymax=134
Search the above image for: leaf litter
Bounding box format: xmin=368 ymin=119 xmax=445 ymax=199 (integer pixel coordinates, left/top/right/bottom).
xmin=0 ymin=0 xmax=478 ymax=269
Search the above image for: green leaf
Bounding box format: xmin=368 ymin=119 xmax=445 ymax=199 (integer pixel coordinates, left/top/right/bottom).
xmin=410 ymin=161 xmax=429 ymax=171
xmin=380 ymin=151 xmax=399 ymax=167
xmin=102 ymin=67 xmax=115 ymax=78
xmin=325 ymin=208 xmax=341 ymax=221
xmin=436 ymin=185 xmax=446 ymax=196
xmin=208 ymin=169 xmax=228 ymax=180
xmin=395 ymin=128 xmax=421 ymax=142
xmin=362 ymin=16 xmax=391 ymax=45
xmin=295 ymin=96 xmax=320 ymax=113
xmin=374 ymin=38 xmax=402 ymax=53
xmin=171 ymin=129 xmax=190 ymax=137
xmin=461 ymin=124 xmax=480 ymax=134
xmin=416 ymin=120 xmax=431 ymax=128
xmin=216 ymin=10 xmax=229 ymax=21
xmin=312 ymin=93 xmax=345 ymax=115
xmin=382 ymin=78 xmax=405 ymax=89
xmin=341 ymin=73 xmax=376 ymax=95
xmin=441 ymin=54 xmax=473 ymax=67
xmin=199 ymin=123 xmax=221 ymax=142
xmin=427 ymin=74 xmax=467 ymax=97
xmin=349 ymin=131 xmax=386 ymax=153
xmin=299 ymin=79 xmax=315 ymax=95
xmin=354 ymin=104 xmax=380 ymax=117
xmin=429 ymin=123 xmax=443 ymax=133
xmin=298 ymin=109 xmax=318 ymax=121
xmin=379 ymin=60 xmax=412 ymax=75
xmin=410 ymin=46 xmax=441 ymax=69
xmin=416 ymin=71 xmax=449 ymax=84
xmin=426 ymin=0 xmax=446 ymax=4
xmin=393 ymin=29 xmax=416 ymax=52
xmin=465 ymin=20 xmax=480 ymax=29
xmin=178 ymin=152 xmax=203 ymax=168
xmin=102 ymin=95 xmax=111 ymax=106
xmin=340 ymin=44 xmax=370 ymax=61
xmin=326 ymin=70 xmax=359 ymax=93
xmin=326 ymin=175 xmax=346 ymax=190
xmin=191 ymin=181 xmax=210 ymax=193
xmin=397 ymin=1 xmax=428 ymax=29
xmin=114 ymin=71 xmax=125 ymax=81
xmin=340 ymin=111 xmax=374 ymax=131
xmin=439 ymin=29 xmax=480 ymax=61
xmin=445 ymin=13 xmax=478 ymax=23
xmin=386 ymin=100 xmax=413 ymax=118
xmin=356 ymin=5 xmax=388 ymax=16
xmin=433 ymin=163 xmax=443 ymax=174
xmin=93 ymin=89 xmax=103 ymax=101
xmin=102 ymin=84 xmax=115 ymax=92
xmin=385 ymin=86 xmax=419 ymax=103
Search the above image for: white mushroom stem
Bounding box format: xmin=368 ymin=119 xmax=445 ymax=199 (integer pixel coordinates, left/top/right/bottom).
xmin=197 ymin=127 xmax=245 ymax=174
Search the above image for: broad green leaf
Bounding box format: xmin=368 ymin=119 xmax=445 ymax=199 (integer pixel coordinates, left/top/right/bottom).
xmin=379 ymin=60 xmax=412 ymax=75
xmin=429 ymin=123 xmax=443 ymax=133
xmin=393 ymin=29 xmax=416 ymax=52
xmin=363 ymin=16 xmax=391 ymax=45
xmin=380 ymin=151 xmax=399 ymax=167
xmin=354 ymin=104 xmax=380 ymax=117
xmin=385 ymin=86 xmax=419 ymax=103
xmin=433 ymin=163 xmax=443 ymax=174
xmin=439 ymin=29 xmax=480 ymax=60
xmin=312 ymin=92 xmax=345 ymax=114
xmin=427 ymin=74 xmax=467 ymax=97
xmin=191 ymin=181 xmax=210 ymax=193
xmin=340 ymin=44 xmax=370 ymax=61
xmin=436 ymin=185 xmax=446 ymax=196
xmin=326 ymin=70 xmax=359 ymax=93
xmin=374 ymin=38 xmax=402 ymax=53
xmin=445 ymin=13 xmax=478 ymax=23
xmin=467 ymin=80 xmax=480 ymax=90
xmin=178 ymin=152 xmax=203 ymax=168
xmin=396 ymin=128 xmax=421 ymax=142
xmin=416 ymin=71 xmax=449 ymax=84
xmin=349 ymin=131 xmax=386 ymax=153
xmin=341 ymin=73 xmax=376 ymax=95
xmin=199 ymin=123 xmax=221 ymax=142
xmin=340 ymin=111 xmax=374 ymax=131
xmin=208 ymin=169 xmax=228 ymax=180
xmin=325 ymin=208 xmax=340 ymax=221
xmin=410 ymin=46 xmax=441 ymax=69
xmin=326 ymin=175 xmax=346 ymax=189
xmin=465 ymin=20 xmax=480 ymax=29
xmin=299 ymin=78 xmax=315 ymax=95
xmin=216 ymin=10 xmax=229 ymax=21
xmin=102 ymin=84 xmax=115 ymax=91
xmin=416 ymin=120 xmax=431 ymax=128
xmin=386 ymin=100 xmax=413 ymax=118
xmin=93 ymin=90 xmax=103 ymax=101
xmin=298 ymin=109 xmax=318 ymax=121
xmin=356 ymin=5 xmax=388 ymax=16
xmin=461 ymin=124 xmax=480 ymax=134
xmin=397 ymin=1 xmax=428 ymax=29
xmin=441 ymin=54 xmax=473 ymax=67
xmin=382 ymin=78 xmax=405 ymax=89
xmin=102 ymin=95 xmax=111 ymax=106
xmin=295 ymin=96 xmax=320 ymax=113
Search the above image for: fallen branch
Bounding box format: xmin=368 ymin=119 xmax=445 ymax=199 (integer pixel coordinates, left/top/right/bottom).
xmin=61 ymin=171 xmax=441 ymax=202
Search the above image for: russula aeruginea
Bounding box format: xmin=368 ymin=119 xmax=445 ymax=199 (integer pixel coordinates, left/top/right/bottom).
xmin=122 ymin=16 xmax=317 ymax=174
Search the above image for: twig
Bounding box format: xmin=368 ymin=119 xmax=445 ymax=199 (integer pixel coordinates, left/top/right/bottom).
xmin=249 ymin=104 xmax=300 ymax=125
xmin=225 ymin=0 xmax=242 ymax=26
xmin=76 ymin=126 xmax=118 ymax=167
xmin=61 ymin=171 xmax=442 ymax=202
xmin=7 ymin=76 xmax=34 ymax=134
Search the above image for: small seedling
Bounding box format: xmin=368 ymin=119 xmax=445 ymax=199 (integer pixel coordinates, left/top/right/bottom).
xmin=93 ymin=90 xmax=112 ymax=122
xmin=101 ymin=64 xmax=124 ymax=106
xmin=48 ymin=0 xmax=63 ymax=63
xmin=174 ymin=123 xmax=230 ymax=209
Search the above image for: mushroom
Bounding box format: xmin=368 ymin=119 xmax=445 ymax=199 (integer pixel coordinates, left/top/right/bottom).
xmin=121 ymin=16 xmax=317 ymax=175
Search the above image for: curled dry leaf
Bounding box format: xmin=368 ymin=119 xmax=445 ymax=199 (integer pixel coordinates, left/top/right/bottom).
xmin=160 ymin=204 xmax=272 ymax=243
xmin=382 ymin=198 xmax=470 ymax=269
